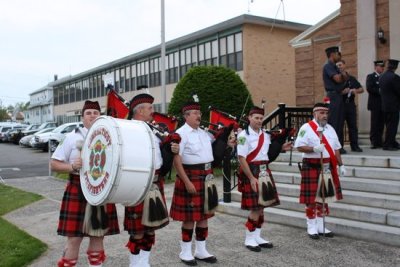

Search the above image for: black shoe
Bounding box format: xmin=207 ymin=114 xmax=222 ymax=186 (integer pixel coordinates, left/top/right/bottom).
xmin=308 ymin=234 xmax=320 ymax=240
xmin=351 ymin=147 xmax=363 ymax=152
xmin=339 ymin=148 xmax=347 ymax=154
xmin=259 ymin=242 xmax=274 ymax=248
xmin=371 ymin=144 xmax=382 ymax=149
xmin=246 ymin=245 xmax=261 ymax=252
xmin=319 ymin=232 xmax=334 ymax=238
xmin=383 ymin=147 xmax=399 ymax=151
xmin=195 ymin=256 xmax=217 ymax=263
xmin=181 ymin=259 xmax=197 ymax=266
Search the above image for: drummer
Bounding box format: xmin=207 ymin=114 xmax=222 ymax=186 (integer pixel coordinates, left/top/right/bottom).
xmin=124 ymin=93 xmax=180 ymax=267
xmin=51 ymin=100 xmax=120 ymax=267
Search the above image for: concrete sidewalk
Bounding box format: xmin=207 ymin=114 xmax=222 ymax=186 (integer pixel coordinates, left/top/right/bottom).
xmin=3 ymin=175 xmax=400 ymax=267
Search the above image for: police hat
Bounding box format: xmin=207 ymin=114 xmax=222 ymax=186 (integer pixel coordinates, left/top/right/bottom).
xmin=387 ymin=59 xmax=399 ymax=69
xmin=325 ymin=46 xmax=340 ymax=57
xmin=374 ymin=60 xmax=385 ymax=67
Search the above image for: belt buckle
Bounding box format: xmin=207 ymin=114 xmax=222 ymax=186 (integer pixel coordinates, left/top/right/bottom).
xmin=205 ymin=163 xmax=211 ymax=170
xmin=259 ymin=164 xmax=267 ymax=172
xmin=205 ymin=174 xmax=214 ymax=181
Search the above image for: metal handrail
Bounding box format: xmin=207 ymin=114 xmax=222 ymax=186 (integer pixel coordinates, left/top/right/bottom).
xmin=222 ymin=103 xmax=314 ymax=203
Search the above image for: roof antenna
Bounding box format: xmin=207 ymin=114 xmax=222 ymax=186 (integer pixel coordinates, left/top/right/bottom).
xmin=247 ymin=0 xmax=254 ymax=13
xmin=270 ymin=0 xmax=286 ymax=33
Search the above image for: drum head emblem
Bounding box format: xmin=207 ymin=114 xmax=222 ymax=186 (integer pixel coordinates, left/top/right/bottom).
xmin=89 ymin=140 xmax=107 ymax=179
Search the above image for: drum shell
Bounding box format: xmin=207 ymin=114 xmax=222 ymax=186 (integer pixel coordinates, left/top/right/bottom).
xmin=80 ymin=116 xmax=155 ymax=206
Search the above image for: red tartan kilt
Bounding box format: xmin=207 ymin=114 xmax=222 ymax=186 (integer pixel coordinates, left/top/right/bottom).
xmin=170 ymin=168 xmax=214 ymax=222
xmin=57 ymin=175 xmax=120 ymax=237
xmin=124 ymin=177 xmax=169 ymax=234
xmin=299 ymin=158 xmax=342 ymax=204
xmin=240 ymin=161 xmax=280 ymax=210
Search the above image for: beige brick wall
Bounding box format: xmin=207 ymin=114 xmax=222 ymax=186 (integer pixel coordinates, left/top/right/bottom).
xmin=294 ymin=0 xmax=390 ymax=108
xmin=242 ymin=24 xmax=302 ymax=113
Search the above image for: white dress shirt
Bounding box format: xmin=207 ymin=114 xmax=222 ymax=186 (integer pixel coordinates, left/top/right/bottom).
xmin=176 ymin=123 xmax=214 ymax=165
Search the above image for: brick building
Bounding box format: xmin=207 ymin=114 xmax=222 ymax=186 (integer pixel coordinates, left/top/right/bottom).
xmin=290 ymin=0 xmax=400 ymax=134
xmin=40 ymin=14 xmax=308 ymax=124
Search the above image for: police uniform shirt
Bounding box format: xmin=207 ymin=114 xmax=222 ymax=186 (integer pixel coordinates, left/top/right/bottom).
xmin=237 ymin=126 xmax=271 ymax=162
xmin=323 ymin=60 xmax=343 ymax=93
xmin=294 ymin=119 xmax=341 ymax=158
xmin=52 ymin=127 xmax=87 ymax=166
xmin=176 ymin=123 xmax=213 ymax=165
xmin=343 ymin=75 xmax=362 ymax=103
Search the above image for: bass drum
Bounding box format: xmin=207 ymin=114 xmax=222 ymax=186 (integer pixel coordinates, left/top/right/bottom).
xmin=80 ymin=116 xmax=155 ymax=206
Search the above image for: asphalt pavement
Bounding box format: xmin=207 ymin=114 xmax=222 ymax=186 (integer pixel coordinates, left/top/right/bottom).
xmin=3 ymin=174 xmax=400 ymax=267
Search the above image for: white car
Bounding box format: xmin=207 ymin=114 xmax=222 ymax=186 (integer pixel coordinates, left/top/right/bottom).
xmin=29 ymin=127 xmax=56 ymax=148
xmin=34 ymin=122 xmax=83 ymax=152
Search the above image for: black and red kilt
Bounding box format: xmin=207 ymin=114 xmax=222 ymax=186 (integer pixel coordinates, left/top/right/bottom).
xmin=124 ymin=174 xmax=169 ymax=234
xmin=170 ymin=165 xmax=214 ymax=222
xmin=240 ymin=160 xmax=280 ymax=210
xmin=57 ymin=174 xmax=120 ymax=237
xmin=299 ymin=158 xmax=342 ymax=204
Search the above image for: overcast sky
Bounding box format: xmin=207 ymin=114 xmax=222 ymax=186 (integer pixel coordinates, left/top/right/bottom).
xmin=0 ymin=0 xmax=340 ymax=107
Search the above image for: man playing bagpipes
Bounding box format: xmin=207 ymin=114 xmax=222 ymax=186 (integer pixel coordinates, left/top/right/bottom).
xmin=294 ymin=103 xmax=347 ymax=239
xmin=123 ymin=93 xmax=181 ymax=267
xmin=170 ymin=100 xmax=236 ymax=266
xmin=51 ymin=101 xmax=120 ymax=267
xmin=236 ymin=106 xmax=292 ymax=252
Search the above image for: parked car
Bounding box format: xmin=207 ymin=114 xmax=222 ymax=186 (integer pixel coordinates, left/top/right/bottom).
xmin=0 ymin=124 xmax=26 ymax=142
xmin=48 ymin=122 xmax=83 ymax=152
xmin=33 ymin=122 xmax=81 ymax=152
xmin=29 ymin=127 xmax=56 ymax=148
xmin=19 ymin=134 xmax=35 ymax=147
xmin=21 ymin=122 xmax=56 ymax=137
xmin=8 ymin=125 xmax=29 ymax=144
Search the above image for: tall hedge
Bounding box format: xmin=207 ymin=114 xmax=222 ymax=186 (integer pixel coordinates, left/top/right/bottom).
xmin=168 ymin=66 xmax=253 ymax=122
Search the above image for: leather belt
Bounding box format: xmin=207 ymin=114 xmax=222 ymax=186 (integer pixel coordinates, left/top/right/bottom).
xmin=183 ymin=163 xmax=212 ymax=170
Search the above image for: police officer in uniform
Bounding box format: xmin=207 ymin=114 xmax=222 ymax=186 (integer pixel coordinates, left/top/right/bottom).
xmin=322 ymin=46 xmax=348 ymax=154
xmin=336 ymin=59 xmax=364 ymax=152
xmin=366 ymin=60 xmax=385 ymax=149
xmin=379 ymin=59 xmax=400 ymax=151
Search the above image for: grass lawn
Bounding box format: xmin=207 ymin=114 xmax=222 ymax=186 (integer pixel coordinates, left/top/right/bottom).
xmin=0 ymin=184 xmax=48 ymax=267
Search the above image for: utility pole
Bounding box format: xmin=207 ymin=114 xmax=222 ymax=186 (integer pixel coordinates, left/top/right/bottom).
xmin=161 ymin=0 xmax=166 ymax=113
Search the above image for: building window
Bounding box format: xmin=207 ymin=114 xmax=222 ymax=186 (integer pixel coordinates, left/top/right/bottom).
xmin=125 ymin=66 xmax=131 ymax=92
xmin=76 ymin=81 xmax=82 ymax=102
xmin=131 ymin=64 xmax=136 ymax=91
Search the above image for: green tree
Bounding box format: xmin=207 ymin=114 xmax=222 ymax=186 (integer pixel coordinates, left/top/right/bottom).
xmin=168 ymin=66 xmax=253 ymax=122
xmin=14 ymin=102 xmax=29 ymax=112
xmin=0 ymin=107 xmax=9 ymax=121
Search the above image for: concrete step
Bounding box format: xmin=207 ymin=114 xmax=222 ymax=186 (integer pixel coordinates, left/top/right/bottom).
xmin=274 ymin=183 xmax=400 ymax=210
xmin=269 ymin=161 xmax=400 ymax=181
xmin=230 ymin=191 xmax=399 ymax=227
xmin=275 ymin=151 xmax=400 ymax=169
xmin=217 ymin=201 xmax=400 ymax=247
xmin=272 ymin=171 xmax=400 ymax=195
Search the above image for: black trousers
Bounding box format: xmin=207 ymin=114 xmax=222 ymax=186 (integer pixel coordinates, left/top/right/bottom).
xmin=383 ymin=111 xmax=399 ymax=148
xmin=327 ymin=92 xmax=344 ymax=145
xmin=343 ymin=101 xmax=359 ymax=148
xmin=369 ymin=109 xmax=384 ymax=147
